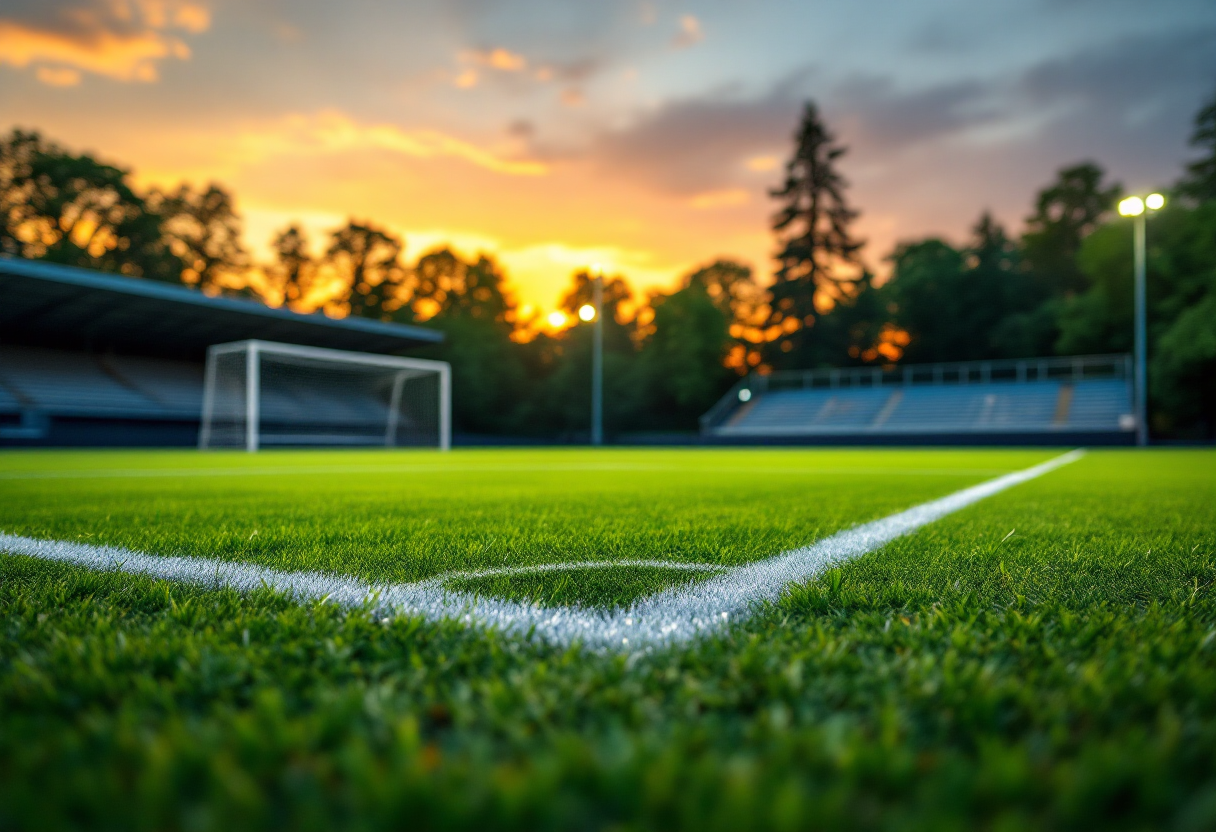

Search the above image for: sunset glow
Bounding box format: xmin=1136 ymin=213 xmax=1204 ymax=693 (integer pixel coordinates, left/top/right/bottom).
xmin=2 ymin=0 xmax=1211 ymax=311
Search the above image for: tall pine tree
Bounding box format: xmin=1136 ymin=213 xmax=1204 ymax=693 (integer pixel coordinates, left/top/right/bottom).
xmin=1180 ymin=86 xmax=1216 ymax=203
xmin=764 ymin=102 xmax=864 ymax=369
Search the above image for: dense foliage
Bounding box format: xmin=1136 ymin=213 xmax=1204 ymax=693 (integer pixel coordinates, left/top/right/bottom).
xmin=2 ymin=87 xmax=1214 ymax=436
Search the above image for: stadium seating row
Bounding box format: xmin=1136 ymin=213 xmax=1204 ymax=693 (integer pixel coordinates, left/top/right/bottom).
xmin=0 ymin=346 xmax=203 ymax=419
xmin=0 ymin=345 xmax=403 ymax=432
xmin=713 ymin=379 xmax=1132 ymax=436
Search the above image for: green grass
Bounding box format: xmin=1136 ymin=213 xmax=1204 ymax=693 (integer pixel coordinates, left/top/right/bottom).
xmin=1 ymin=447 xmax=1214 ymax=831
xmin=441 ymin=564 xmax=726 ymax=608
xmin=0 ymin=447 xmax=1047 ymax=592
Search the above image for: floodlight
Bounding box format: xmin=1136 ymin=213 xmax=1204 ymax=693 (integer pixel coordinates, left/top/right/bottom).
xmin=1118 ymin=196 xmax=1144 ymax=217
xmin=1118 ymin=193 xmax=1162 ymax=447
xmin=738 ymin=388 xmax=752 ymax=402
xmin=578 ymin=304 xmax=596 ymax=321
xmin=548 ymin=311 xmax=567 ymax=327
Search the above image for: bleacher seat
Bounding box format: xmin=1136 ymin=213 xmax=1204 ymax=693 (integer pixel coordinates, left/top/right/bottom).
xmin=727 ymin=388 xmax=891 ymax=434
xmin=0 ymin=380 xmax=22 ymax=413
xmin=104 ymin=355 xmax=203 ymax=416
xmin=1067 ymin=380 xmax=1132 ymax=431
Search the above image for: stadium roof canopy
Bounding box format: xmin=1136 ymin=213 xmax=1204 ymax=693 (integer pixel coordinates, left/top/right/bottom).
xmin=0 ymin=257 xmax=443 ymax=358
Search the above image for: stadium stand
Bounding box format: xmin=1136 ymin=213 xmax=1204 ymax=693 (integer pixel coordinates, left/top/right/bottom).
xmin=0 ymin=257 xmax=442 ymax=446
xmin=701 ymin=355 xmax=1135 ymax=444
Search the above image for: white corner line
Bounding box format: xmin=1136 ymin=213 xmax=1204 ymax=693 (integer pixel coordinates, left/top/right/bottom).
xmin=0 ymin=450 xmax=1084 ymax=653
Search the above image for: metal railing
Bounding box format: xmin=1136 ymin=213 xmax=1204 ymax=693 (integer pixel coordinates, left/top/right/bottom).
xmin=700 ymin=354 xmax=1131 ymax=432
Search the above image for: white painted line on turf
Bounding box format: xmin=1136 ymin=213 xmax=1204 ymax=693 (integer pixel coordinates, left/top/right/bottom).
xmin=436 ymin=560 xmax=725 ymax=580
xmin=0 ymin=450 xmax=1083 ymax=652
xmin=0 ymin=464 xmax=1016 ymax=480
xmin=0 ymin=463 xmax=678 ymax=480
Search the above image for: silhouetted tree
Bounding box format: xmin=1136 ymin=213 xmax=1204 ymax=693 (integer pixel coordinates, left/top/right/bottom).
xmin=886 ymin=213 xmax=1035 ymax=362
xmin=1021 ymin=162 xmax=1121 ymax=298
xmin=0 ymin=129 xmax=178 ymax=280
xmin=150 ymin=182 xmax=248 ymax=293
xmin=1154 ymin=284 xmax=1216 ymax=438
xmin=968 ymin=212 xmax=1043 ymax=358
xmin=639 ymin=280 xmax=734 ymax=426
xmin=323 ymin=220 xmax=410 ymax=321
xmin=683 ymin=258 xmax=765 ymax=375
xmin=885 ymin=239 xmax=967 ymax=364
xmin=411 ymin=250 xmax=528 ymax=435
xmin=411 ymin=247 xmax=515 ymax=322
xmin=1180 ymin=86 xmax=1216 ymax=203
xmin=411 ymin=247 xmax=466 ymax=319
xmin=764 ymin=102 xmax=865 ymax=369
xmin=270 ymin=224 xmax=314 ymax=309
xmin=685 ymin=259 xmax=761 ymax=319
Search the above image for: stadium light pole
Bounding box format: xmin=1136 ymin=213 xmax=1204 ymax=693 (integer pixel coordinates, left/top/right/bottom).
xmin=1118 ymin=192 xmax=1165 ymax=447
xmin=582 ymin=266 xmax=605 ymax=446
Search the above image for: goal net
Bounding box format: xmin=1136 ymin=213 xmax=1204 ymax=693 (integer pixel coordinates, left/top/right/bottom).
xmin=198 ymin=340 xmax=450 ymax=451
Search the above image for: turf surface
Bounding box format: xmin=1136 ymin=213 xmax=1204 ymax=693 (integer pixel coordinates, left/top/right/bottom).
xmin=1 ymin=447 xmax=1214 ymax=830
xmin=440 ymin=563 xmax=727 ymax=609
xmin=0 ymin=448 xmax=1050 ymax=598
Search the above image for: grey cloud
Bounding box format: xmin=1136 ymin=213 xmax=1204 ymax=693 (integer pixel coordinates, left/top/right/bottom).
xmin=506 ymin=119 xmax=535 ymax=138
xmin=592 ymin=91 xmax=801 ymax=194
xmin=590 ymin=22 xmax=1216 ymax=201
xmin=836 ymin=76 xmax=999 ymax=153
xmin=0 ymin=0 xmax=199 ymax=35
xmin=586 ymin=67 xmax=999 ymax=196
xmin=1018 ymin=27 xmax=1216 ymax=113
xmin=1 ymin=0 xmax=102 ymax=31
xmin=546 ymin=57 xmax=599 ymax=83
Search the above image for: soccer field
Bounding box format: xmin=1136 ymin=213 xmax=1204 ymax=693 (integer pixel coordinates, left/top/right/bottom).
xmin=2 ymin=447 xmax=1214 ymax=830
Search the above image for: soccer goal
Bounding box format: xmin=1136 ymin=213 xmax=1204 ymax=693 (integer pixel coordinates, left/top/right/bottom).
xmin=198 ymin=340 xmax=450 ymax=451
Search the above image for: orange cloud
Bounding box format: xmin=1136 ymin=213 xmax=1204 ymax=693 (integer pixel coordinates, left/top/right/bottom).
xmin=164 ymin=111 xmax=549 ymax=178
xmin=487 ymin=48 xmax=525 ymax=71
xmin=101 ymin=108 xmax=773 ymax=314
xmin=460 ymin=46 xmax=527 ymax=72
xmin=688 ymin=188 xmax=751 ymax=209
xmin=0 ymin=1 xmax=209 ymax=84
xmin=35 ymin=65 xmax=83 ymax=86
xmin=672 ymin=15 xmax=703 ymax=49
xmin=745 ymin=154 xmax=779 ymax=172
xmin=453 ymin=47 xmax=530 ymax=89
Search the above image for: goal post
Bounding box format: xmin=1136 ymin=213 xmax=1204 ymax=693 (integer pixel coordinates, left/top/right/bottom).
xmin=199 ymin=339 xmax=451 ymax=451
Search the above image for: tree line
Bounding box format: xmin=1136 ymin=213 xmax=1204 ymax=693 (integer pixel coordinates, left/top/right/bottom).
xmin=759 ymin=95 xmax=1216 ymax=438
xmin=1 ymin=88 xmax=1214 ymax=439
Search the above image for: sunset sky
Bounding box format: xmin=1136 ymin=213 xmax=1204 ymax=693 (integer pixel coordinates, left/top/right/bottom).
xmin=3 ymin=0 xmax=1215 ymax=317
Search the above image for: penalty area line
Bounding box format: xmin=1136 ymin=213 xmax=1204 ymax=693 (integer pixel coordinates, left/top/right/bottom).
xmin=0 ymin=450 xmax=1084 ymax=653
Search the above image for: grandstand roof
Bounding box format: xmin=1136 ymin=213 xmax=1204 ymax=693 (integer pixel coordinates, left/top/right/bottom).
xmin=0 ymin=257 xmax=443 ymax=358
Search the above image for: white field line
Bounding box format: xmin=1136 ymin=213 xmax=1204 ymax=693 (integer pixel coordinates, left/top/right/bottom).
xmin=438 ymin=560 xmax=724 ymax=580
xmin=0 ymin=450 xmax=1083 ymax=652
xmin=0 ymin=464 xmax=1014 ymax=480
